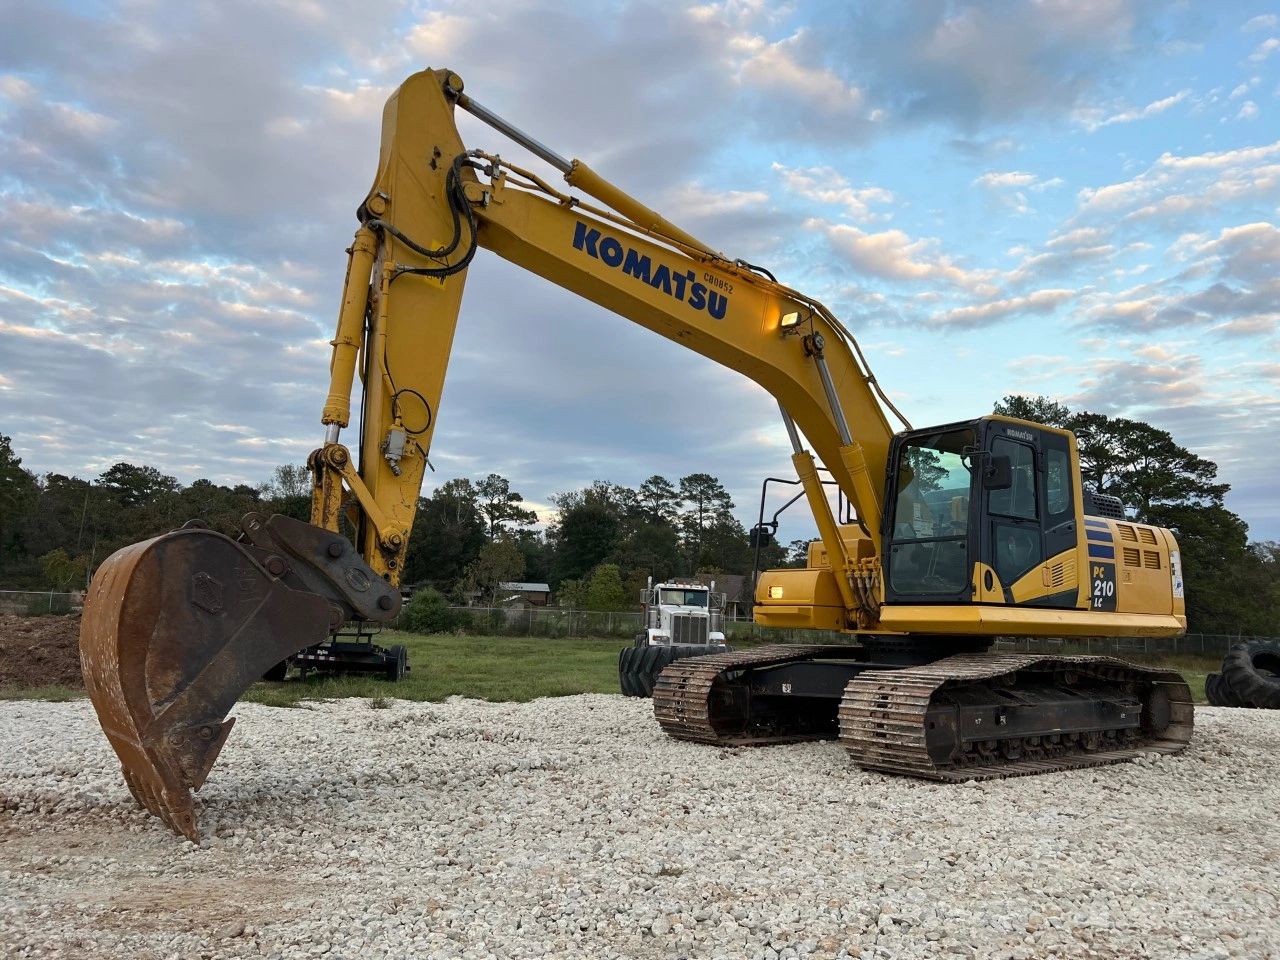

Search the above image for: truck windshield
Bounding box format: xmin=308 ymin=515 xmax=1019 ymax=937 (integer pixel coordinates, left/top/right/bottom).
xmin=659 ymin=590 xmax=708 ymax=607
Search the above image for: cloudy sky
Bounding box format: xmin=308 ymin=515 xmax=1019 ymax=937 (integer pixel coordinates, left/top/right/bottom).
xmin=2 ymin=0 xmax=1279 ymax=542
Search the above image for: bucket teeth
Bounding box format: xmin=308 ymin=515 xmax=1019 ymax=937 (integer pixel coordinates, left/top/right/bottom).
xmin=79 ymin=524 xmax=333 ymax=840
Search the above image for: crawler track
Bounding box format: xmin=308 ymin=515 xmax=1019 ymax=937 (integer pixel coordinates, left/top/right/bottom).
xmin=653 ymin=644 xmax=864 ymax=745
xmin=840 ymin=653 xmax=1194 ymax=780
xmin=653 ymin=646 xmax=1194 ymax=781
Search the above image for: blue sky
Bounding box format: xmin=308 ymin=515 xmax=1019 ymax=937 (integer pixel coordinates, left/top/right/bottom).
xmin=1 ymin=1 xmax=1278 ymax=542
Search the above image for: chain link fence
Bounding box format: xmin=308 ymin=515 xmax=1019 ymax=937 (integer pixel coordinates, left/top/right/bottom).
xmin=442 ymin=606 xmax=644 ymax=638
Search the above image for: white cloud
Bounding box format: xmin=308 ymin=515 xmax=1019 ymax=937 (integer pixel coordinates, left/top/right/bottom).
xmin=1072 ymin=89 xmax=1191 ymax=131
xmin=1249 ymin=37 xmax=1280 ymax=62
xmin=773 ymin=163 xmax=894 ymax=221
xmin=930 ymin=288 xmax=1074 ymax=328
xmin=811 ymin=220 xmax=992 ymax=292
xmin=1236 ymin=100 xmax=1260 ymax=121
xmin=1243 ymin=15 xmax=1278 ymax=32
xmin=973 ymin=171 xmax=1063 ymax=191
xmin=1075 ymin=141 xmax=1280 ymax=227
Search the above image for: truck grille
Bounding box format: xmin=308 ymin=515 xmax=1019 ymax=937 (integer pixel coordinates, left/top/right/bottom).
xmin=671 ymin=614 xmax=709 ymax=645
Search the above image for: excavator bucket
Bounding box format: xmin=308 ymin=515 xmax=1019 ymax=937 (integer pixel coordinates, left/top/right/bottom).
xmin=79 ymin=525 xmax=334 ymax=840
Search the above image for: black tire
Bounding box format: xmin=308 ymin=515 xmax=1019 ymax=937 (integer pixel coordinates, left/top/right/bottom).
xmin=618 ymin=646 xmax=644 ymax=697
xmin=622 ymin=642 xmax=732 ymax=699
xmin=1205 ymin=672 xmax=1227 ymax=706
xmin=383 ymin=644 xmax=408 ymax=683
xmin=1210 ymin=670 xmax=1251 ymax=708
xmin=262 ymin=659 xmax=289 ymax=682
xmin=1220 ymin=640 xmax=1280 ymax=709
xmin=634 ymin=646 xmax=663 ymax=697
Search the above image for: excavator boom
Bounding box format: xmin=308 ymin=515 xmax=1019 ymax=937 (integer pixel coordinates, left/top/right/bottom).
xmin=79 ymin=68 xmax=1192 ymax=840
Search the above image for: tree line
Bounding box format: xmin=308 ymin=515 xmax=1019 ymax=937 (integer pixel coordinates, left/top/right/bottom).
xmin=0 ymin=440 xmax=793 ymax=610
xmin=1 ymin=394 xmax=1276 ymax=632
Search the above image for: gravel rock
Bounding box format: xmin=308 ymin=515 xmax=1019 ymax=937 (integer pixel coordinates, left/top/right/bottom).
xmin=1 ymin=696 xmax=1277 ymax=959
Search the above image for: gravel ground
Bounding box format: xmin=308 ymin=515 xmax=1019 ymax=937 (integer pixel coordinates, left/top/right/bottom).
xmin=1 ymin=696 xmax=1277 ymax=960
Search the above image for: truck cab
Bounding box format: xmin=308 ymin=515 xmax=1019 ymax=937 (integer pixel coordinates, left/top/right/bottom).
xmin=640 ymin=579 xmax=727 ymax=647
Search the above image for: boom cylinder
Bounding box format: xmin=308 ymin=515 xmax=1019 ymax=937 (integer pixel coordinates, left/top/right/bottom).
xmin=451 ymin=88 xmax=717 ymax=258
xmin=322 ymin=226 xmax=378 ymax=429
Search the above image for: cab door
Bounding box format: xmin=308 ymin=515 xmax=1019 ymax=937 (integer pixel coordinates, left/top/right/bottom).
xmin=980 ymin=423 xmax=1078 ymax=606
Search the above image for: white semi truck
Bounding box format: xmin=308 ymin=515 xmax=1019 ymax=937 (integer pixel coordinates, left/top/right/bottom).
xmin=618 ymin=578 xmax=730 ymax=697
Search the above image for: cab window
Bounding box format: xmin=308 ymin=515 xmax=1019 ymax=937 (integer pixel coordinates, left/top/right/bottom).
xmin=888 ymin=428 xmax=975 ymax=596
xmin=1046 ymin=448 xmax=1070 ymax=519
xmin=988 ymin=439 xmax=1036 ymax=520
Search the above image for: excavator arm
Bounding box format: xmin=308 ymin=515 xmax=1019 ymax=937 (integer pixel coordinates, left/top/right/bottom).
xmin=314 ymin=68 xmax=901 ymax=620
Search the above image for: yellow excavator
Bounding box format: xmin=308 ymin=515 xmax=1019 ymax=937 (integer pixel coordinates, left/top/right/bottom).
xmin=79 ymin=69 xmax=1193 ymax=841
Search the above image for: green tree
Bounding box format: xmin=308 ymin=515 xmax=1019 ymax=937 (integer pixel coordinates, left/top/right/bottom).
xmin=555 ymin=578 xmax=586 ymax=609
xmin=260 ymin=464 xmax=311 ymax=521
xmin=550 ymin=484 xmax=623 ymax=583
xmin=97 ymin=462 xmax=180 ymax=508
xmin=993 ymin=394 xmax=1073 ymax=428
xmin=463 ymin=538 xmax=525 ymax=605
xmin=583 ymin=563 xmax=629 ymax=611
xmin=678 ymin=473 xmax=734 ymax=567
xmin=696 ymin=515 xmax=752 ymax=572
xmin=398 ymin=587 xmax=461 ymax=634
xmin=475 ymin=473 xmax=537 ymax=538
xmin=786 ymin=539 xmax=811 ymax=567
xmin=39 ymin=548 xmax=87 ymax=591
xmin=0 ymin=436 xmax=38 ymax=577
xmin=636 ymin=475 xmax=679 ymax=523
xmin=403 ymin=478 xmax=487 ymax=591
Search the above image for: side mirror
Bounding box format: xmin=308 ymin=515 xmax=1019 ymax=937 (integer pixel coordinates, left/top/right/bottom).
xmin=749 ymin=524 xmax=775 ymax=548
xmin=983 ymin=454 xmax=1013 ymax=490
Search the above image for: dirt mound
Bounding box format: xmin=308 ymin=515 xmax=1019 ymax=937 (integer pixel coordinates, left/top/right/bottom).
xmin=0 ymin=614 xmax=83 ymax=688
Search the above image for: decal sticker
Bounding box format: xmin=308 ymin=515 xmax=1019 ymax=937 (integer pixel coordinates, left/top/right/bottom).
xmin=1090 ymin=562 xmax=1117 ymax=611
xmin=1170 ymin=550 xmax=1184 ymax=599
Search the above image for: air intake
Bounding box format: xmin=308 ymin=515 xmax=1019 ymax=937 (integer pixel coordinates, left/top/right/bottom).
xmin=1084 ymin=489 xmax=1126 ymax=519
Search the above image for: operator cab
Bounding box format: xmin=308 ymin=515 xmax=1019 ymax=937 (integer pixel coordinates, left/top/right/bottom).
xmin=882 ymin=416 xmax=1079 ymax=606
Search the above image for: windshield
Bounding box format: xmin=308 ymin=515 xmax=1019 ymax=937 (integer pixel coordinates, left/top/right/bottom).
xmin=659 ymin=589 xmax=708 ymax=607
xmin=892 ymin=428 xmax=976 ymax=541
xmin=889 ymin=427 xmax=976 ymax=597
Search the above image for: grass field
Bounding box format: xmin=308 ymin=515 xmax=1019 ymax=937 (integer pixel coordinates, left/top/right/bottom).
xmin=241 ymin=633 xmax=633 ymax=708
xmin=0 ymin=631 xmax=1221 ymax=705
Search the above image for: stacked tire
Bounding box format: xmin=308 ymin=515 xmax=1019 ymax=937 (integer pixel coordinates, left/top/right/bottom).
xmin=618 ymin=639 xmax=730 ymax=698
xmin=1205 ymin=639 xmax=1280 ymax=708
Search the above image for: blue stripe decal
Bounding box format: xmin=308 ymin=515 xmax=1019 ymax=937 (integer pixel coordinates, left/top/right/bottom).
xmin=1084 ymin=518 xmax=1110 ymax=529
xmin=1086 ymin=529 xmax=1113 ymax=543
xmin=1088 ymin=544 xmax=1116 ymax=560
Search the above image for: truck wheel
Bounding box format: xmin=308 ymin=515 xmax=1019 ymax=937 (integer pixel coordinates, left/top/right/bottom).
xmin=618 ymin=646 xmax=644 ymax=697
xmin=384 ymin=644 xmax=408 ymax=683
xmin=262 ymin=659 xmax=289 ymax=682
xmin=1220 ymin=640 xmax=1280 ymax=709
